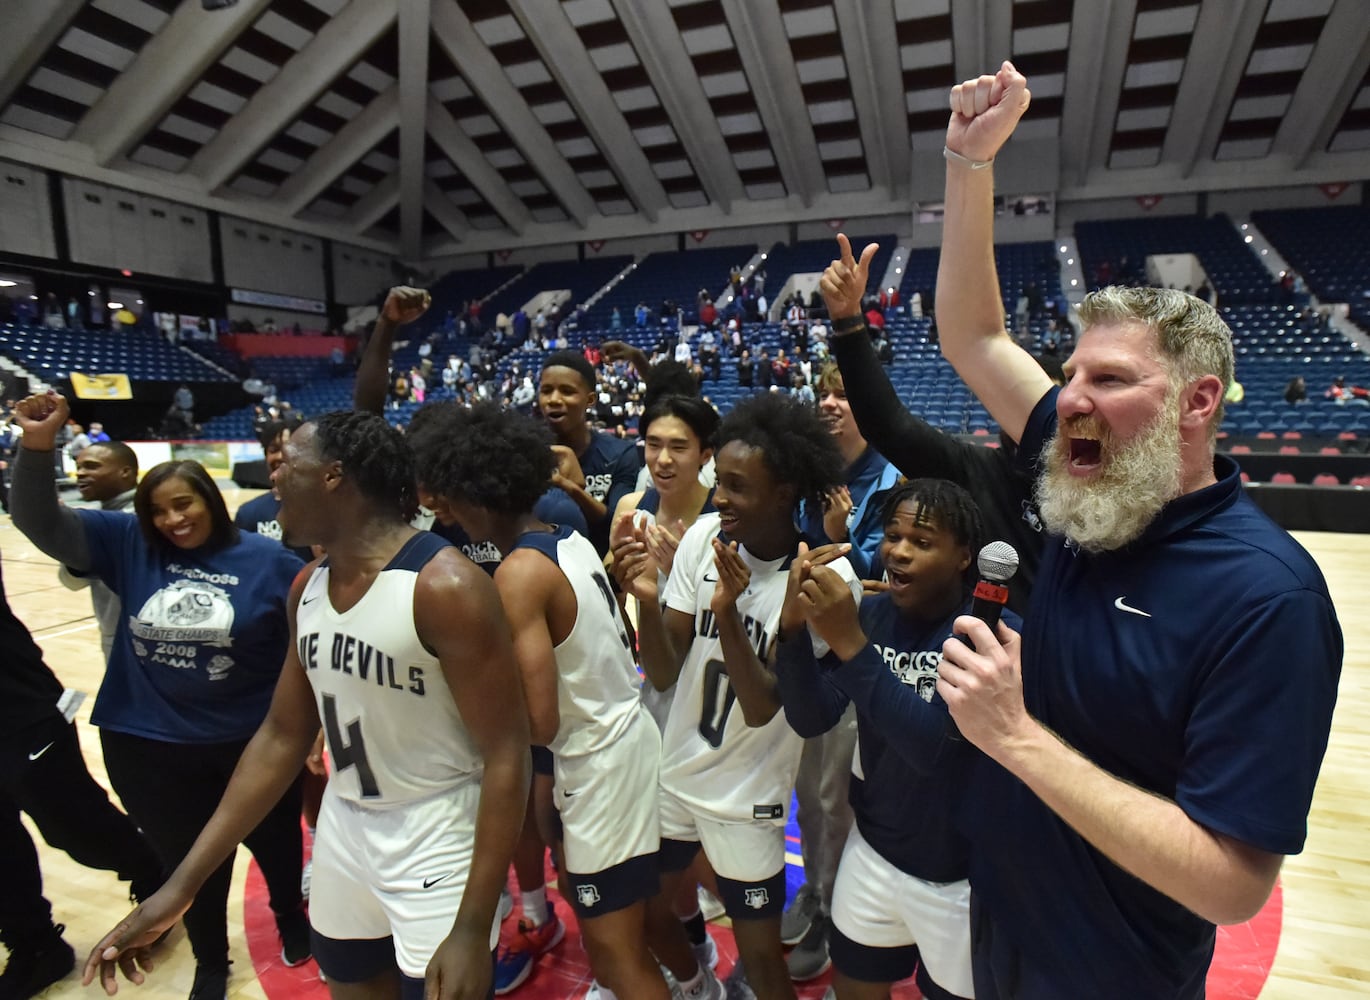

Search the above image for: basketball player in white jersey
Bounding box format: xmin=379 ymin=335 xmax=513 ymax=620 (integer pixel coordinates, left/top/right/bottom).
xmin=616 ymin=393 xmax=859 ymax=1000
xmin=82 ymin=410 xmax=531 ymax=1000
xmin=407 ymin=402 xmax=682 ymax=1000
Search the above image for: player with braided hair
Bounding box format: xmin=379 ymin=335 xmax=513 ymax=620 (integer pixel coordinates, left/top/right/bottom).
xmin=82 ymin=410 xmax=531 ymax=1000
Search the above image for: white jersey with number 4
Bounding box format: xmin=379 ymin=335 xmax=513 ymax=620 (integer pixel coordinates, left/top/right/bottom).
xmin=296 ymin=532 xmax=481 ymax=807
xmin=659 ymin=513 xmax=860 ymax=824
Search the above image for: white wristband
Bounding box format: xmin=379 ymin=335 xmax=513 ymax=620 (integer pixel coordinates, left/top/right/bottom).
xmin=944 ymin=146 xmax=993 ymax=170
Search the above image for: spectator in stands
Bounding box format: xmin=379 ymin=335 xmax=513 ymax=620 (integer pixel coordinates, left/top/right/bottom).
xmin=737 ymin=350 xmax=755 ymax=389
xmin=65 ymin=423 xmax=91 ymax=463
xmin=43 ymin=294 xmax=64 ymax=330
xmin=65 ymin=297 xmax=82 ymax=331
xmin=756 ymin=349 xmax=774 ymax=389
xmin=409 ymin=366 xmax=426 ymax=404
xmin=611 ymin=307 xmax=623 ymax=331
xmin=87 ymin=421 xmax=109 ymax=444
xmin=699 ymin=298 xmax=717 ymax=330
xmin=390 ymin=370 xmax=410 ymax=410
xmin=674 ymin=333 xmax=693 ymax=367
xmin=791 ymin=373 xmax=815 ymax=406
xmin=864 ymin=300 xmax=886 ymax=332
xmin=809 ymin=289 xmax=826 ymax=318
xmin=1285 ymin=376 xmax=1307 ymax=405
xmin=635 ymin=302 xmax=650 ymax=328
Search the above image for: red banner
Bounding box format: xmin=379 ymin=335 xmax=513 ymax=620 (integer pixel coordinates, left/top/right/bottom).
xmin=1136 ymin=195 xmax=1163 ymax=211
xmin=690 ymin=230 xmax=709 ymax=243
xmin=1319 ymin=182 xmax=1348 ymax=200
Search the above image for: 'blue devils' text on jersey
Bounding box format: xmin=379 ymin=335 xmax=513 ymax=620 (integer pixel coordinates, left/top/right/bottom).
xmin=296 ymin=532 xmax=480 ymax=807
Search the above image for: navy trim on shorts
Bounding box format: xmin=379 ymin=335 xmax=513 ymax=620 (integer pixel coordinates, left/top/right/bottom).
xmin=715 ymin=868 xmax=786 ymax=921
xmin=566 ymin=851 xmax=660 ymax=918
xmin=531 ymin=745 xmax=554 ymax=776
xmin=658 ymin=837 xmax=702 ymax=874
xmin=310 ymin=928 xmax=396 ymax=983
xmin=829 ymin=922 xmax=920 ymax=986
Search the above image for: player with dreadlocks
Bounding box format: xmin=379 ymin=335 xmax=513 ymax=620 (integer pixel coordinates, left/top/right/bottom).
xmin=775 ymin=479 xmax=1023 ymax=1000
xmin=616 ymin=392 xmax=860 ymax=1000
xmin=83 ymin=409 xmax=531 ymax=1000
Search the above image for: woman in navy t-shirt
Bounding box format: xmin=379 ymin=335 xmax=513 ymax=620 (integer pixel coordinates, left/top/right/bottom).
xmin=10 ymin=391 xmax=309 ymax=1000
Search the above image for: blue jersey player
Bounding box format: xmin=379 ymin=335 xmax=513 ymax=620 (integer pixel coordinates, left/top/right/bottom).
xmin=777 ymin=479 xmax=1022 ymax=1000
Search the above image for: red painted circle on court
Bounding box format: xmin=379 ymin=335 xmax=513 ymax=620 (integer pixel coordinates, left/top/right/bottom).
xmin=244 ymin=856 xmax=1282 ymax=999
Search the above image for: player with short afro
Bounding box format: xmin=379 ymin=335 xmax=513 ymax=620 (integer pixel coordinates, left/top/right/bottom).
xmin=419 ymin=402 xmax=678 ymax=999
xmin=616 ymin=391 xmax=860 ymax=1000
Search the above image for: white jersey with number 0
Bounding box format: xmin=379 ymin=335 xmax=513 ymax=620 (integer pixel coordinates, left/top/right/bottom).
xmin=659 ymin=512 xmax=860 ymax=824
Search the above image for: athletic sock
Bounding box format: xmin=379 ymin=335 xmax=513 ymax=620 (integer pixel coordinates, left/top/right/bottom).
xmin=522 ymin=886 xmax=549 ymax=927
xmin=680 ymin=908 xmax=707 ymax=946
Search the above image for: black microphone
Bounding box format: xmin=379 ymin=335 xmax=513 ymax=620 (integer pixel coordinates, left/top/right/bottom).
xmin=962 ymin=541 xmax=1019 ymax=643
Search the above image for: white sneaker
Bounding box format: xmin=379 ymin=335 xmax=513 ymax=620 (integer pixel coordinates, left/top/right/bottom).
xmin=722 ymin=961 xmax=755 ymax=1000
xmin=683 ymin=965 xmax=726 ymax=1000
xmin=692 ymin=933 xmax=719 ymax=971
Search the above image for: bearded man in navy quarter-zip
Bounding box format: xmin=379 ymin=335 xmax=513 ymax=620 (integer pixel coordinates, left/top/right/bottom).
xmin=885 ymin=61 xmax=1343 ymax=1000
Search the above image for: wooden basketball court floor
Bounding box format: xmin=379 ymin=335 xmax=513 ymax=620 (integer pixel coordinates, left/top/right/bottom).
xmin=3 ymin=491 xmax=1368 ymax=999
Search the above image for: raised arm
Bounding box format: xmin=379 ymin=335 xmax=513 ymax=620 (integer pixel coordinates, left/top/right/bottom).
xmin=353 ymin=286 xmax=432 ymax=414
xmin=10 ymin=392 xmax=94 ymax=571
xmin=417 ymin=550 xmax=530 ymax=1000
xmin=937 ymin=62 xmax=1051 ymax=443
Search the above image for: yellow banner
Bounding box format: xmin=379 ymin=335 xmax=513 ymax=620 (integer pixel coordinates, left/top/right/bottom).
xmin=70 ymin=372 xmax=133 ymax=400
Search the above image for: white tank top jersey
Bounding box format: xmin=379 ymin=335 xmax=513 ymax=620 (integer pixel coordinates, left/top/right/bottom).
xmin=296 ymin=532 xmax=482 ymax=807
xmin=508 ymin=524 xmax=644 ymax=760
xmin=659 ymin=512 xmax=860 ymax=824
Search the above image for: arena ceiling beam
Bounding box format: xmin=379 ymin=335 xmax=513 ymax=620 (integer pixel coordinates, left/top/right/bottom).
xmin=0 ymin=0 xmax=85 ymax=110
xmin=717 ymin=0 xmax=825 ymax=207
xmin=1273 ymin=0 xmax=1370 ymax=169
xmin=610 ymin=0 xmax=744 ymax=213
xmin=1163 ymin=0 xmax=1266 ymax=180
xmin=188 ymin=0 xmax=398 ymax=194
xmin=509 ymin=0 xmax=666 ymax=224
xmin=277 ymin=87 xmax=399 ymax=219
xmin=71 ymin=0 xmax=273 ymax=167
xmin=346 ymin=174 xmax=400 ymax=237
xmin=397 ymin=0 xmax=430 ymax=260
xmin=1059 ymin=0 xmax=1135 ymax=188
xmin=832 ymin=0 xmax=909 ymax=201
xmin=430 ymin=0 xmax=596 ymax=228
xmin=426 ymin=96 xmax=531 ymax=237
xmin=422 ymin=179 xmax=468 ymax=247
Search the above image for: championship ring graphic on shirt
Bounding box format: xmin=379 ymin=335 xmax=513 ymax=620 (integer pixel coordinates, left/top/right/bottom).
xmin=131 ymin=578 xmax=236 ymax=648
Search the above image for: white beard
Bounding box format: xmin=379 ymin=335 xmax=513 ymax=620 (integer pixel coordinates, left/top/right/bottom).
xmin=1035 ymin=394 xmax=1184 ymax=553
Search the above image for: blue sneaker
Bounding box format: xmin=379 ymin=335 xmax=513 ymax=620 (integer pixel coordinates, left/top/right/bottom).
xmin=493 ymin=915 xmax=565 ymax=994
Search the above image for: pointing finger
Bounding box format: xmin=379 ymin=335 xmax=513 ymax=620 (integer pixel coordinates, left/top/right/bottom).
xmin=835 ymin=232 xmax=854 ymax=268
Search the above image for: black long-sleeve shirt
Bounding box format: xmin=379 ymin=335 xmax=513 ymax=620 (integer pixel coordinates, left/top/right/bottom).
xmin=830 ymin=332 xmax=1043 ymax=615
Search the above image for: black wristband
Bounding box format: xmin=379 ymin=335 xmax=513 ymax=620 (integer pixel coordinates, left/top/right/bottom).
xmin=831 ymin=315 xmax=867 ymax=334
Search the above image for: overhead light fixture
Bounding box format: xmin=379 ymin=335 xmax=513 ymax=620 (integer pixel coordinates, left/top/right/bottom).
xmin=108 ymin=302 xmax=123 ymax=309
xmin=0 ymin=279 xmax=16 ymax=288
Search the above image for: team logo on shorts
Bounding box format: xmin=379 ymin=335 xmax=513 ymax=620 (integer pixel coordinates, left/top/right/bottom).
xmin=576 ymin=884 xmax=601 ymax=907
xmin=744 ymin=888 xmax=770 ymax=909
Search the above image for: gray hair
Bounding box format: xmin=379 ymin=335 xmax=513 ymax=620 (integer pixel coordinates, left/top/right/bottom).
xmin=1077 ymin=285 xmax=1235 ymax=433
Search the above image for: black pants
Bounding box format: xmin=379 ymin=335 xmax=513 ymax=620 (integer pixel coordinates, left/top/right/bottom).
xmin=0 ymin=716 xmax=163 ymax=937
xmin=101 ymin=729 xmax=304 ymax=971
